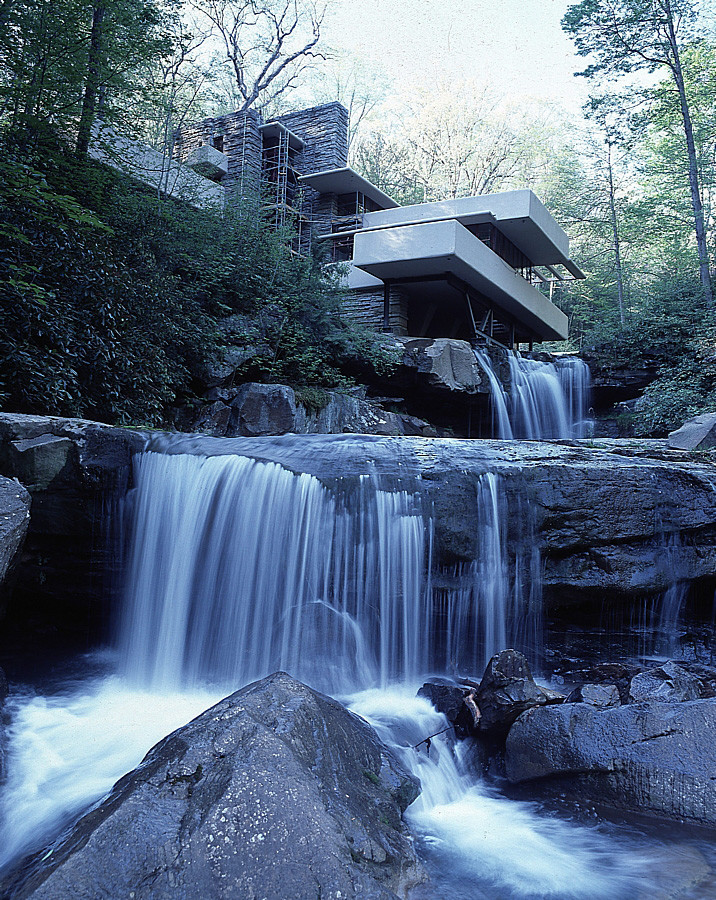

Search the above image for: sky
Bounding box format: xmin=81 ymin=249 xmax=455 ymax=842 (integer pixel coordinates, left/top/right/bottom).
xmin=320 ymin=0 xmax=592 ymax=116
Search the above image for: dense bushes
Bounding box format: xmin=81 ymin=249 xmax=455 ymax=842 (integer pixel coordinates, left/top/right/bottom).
xmin=0 ymin=143 xmax=396 ymax=426
xmin=581 ymin=277 xmax=716 ymax=435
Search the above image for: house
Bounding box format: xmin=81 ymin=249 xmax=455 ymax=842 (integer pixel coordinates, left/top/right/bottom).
xmin=176 ymin=102 xmax=583 ymax=347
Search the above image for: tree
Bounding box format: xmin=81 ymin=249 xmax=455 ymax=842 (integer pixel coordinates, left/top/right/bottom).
xmin=189 ymin=0 xmax=324 ymax=112
xmin=310 ymin=52 xmax=388 ymax=150
xmin=563 ymin=0 xmax=713 ymax=304
xmin=0 ymin=0 xmax=173 ymax=151
xmin=636 ymin=41 xmax=716 ymax=269
xmin=352 ymin=82 xmax=538 ymax=206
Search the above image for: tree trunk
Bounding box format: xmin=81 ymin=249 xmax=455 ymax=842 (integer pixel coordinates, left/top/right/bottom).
xmin=606 ymin=144 xmax=626 ymax=327
xmin=664 ymin=0 xmax=713 ymax=305
xmin=76 ymin=2 xmax=106 ymax=157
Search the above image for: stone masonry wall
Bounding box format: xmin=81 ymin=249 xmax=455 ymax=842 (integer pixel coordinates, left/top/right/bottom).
xmin=277 ymin=103 xmax=349 ymax=244
xmin=174 ymin=110 xmax=263 ymax=203
xmin=342 ymin=287 xmax=409 ymax=335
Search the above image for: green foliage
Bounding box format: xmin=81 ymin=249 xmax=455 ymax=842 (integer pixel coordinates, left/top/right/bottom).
xmin=0 ymin=145 xmax=212 ymax=422
xmin=0 ymin=0 xmax=173 ymax=147
xmin=294 ymin=386 xmax=330 ymax=414
xmin=562 ymin=0 xmax=698 ymax=80
xmin=582 ymin=275 xmax=716 ymax=435
xmin=0 ymin=137 xmax=399 ymax=425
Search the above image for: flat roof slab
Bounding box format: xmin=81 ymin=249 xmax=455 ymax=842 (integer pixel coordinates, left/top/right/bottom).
xmin=299 ymin=168 xmax=399 ymax=209
xmin=362 ymin=189 xmax=572 ymax=268
xmin=352 ymin=219 xmax=569 ymax=341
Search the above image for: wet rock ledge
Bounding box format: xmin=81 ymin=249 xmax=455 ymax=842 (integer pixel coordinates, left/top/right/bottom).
xmin=424 ymin=650 xmax=716 ymax=829
xmin=3 ymin=413 xmax=716 ymax=637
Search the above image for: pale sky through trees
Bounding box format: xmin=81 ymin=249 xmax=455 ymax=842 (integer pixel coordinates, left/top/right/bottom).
xmin=320 ymin=0 xmax=591 ymax=114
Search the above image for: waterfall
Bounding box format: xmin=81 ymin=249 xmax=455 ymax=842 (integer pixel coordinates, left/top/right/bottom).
xmin=507 ymin=354 xmax=570 ymax=439
xmin=557 ymin=356 xmax=593 ymax=439
xmin=119 ymin=452 xmax=431 ymax=694
xmin=441 ymin=475 xmax=542 ymax=673
xmin=472 ymin=348 xmax=513 ymax=438
xmin=473 ymin=348 xmax=591 ymax=440
xmin=0 ymin=440 xmax=692 ymax=895
xmin=117 ymin=451 xmax=541 ymax=695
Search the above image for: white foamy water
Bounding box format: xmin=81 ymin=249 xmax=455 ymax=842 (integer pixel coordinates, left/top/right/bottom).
xmin=348 ymin=688 xmax=650 ymax=900
xmin=0 ymin=675 xmax=220 ymax=872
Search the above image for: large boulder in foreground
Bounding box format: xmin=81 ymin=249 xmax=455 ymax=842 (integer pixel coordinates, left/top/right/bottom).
xmin=505 ymin=698 xmax=716 ymax=826
xmin=7 ymin=673 xmax=423 ymax=900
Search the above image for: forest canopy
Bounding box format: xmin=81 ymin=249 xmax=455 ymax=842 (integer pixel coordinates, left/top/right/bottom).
xmin=0 ymin=0 xmax=715 ymax=434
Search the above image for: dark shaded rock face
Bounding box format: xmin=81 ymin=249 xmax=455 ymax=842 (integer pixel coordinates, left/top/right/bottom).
xmin=0 ymin=476 xmax=30 ymax=607
xmin=565 ymin=683 xmax=621 ymax=709
xmin=4 ymin=418 xmax=716 ymax=621
xmin=7 ymin=673 xmax=424 ymax=900
xmin=189 ymin=382 xmax=437 ymax=438
xmin=476 ymin=650 xmax=546 ymax=735
xmin=505 ymin=698 xmax=716 ymax=826
xmin=417 ymin=680 xmax=479 ymax=736
xmin=0 ymin=414 xmax=144 ymax=649
xmin=144 ymin=431 xmax=716 ymax=606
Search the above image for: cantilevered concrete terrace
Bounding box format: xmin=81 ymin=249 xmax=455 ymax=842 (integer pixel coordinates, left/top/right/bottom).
xmin=352 ymin=218 xmax=569 ymax=342
xmin=298 ymin=175 xmax=582 ymax=345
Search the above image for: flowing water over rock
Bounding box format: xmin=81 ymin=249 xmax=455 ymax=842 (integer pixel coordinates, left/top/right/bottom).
xmin=472 ymin=349 xmax=592 ymax=440
xmin=0 ymin=436 xmax=714 ymax=897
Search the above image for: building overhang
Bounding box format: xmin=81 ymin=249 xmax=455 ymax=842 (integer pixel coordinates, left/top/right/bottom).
xmin=299 ymin=168 xmax=400 ymax=209
xmin=258 ymin=121 xmax=306 ymax=150
xmin=361 ymin=190 xmax=580 ymax=272
xmin=352 ymin=219 xmax=569 ymax=342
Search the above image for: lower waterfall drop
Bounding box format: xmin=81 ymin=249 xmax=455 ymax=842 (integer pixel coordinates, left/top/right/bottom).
xmin=0 ymin=440 xmax=705 ymax=898
xmin=118 ymin=451 xmax=432 ymax=694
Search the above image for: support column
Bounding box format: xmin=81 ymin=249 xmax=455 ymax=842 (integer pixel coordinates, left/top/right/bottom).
xmin=382 ymin=280 xmax=392 ymax=333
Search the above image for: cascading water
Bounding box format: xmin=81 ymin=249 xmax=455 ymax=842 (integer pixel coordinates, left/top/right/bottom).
xmin=0 ymin=440 xmax=711 ymax=897
xmin=440 ymin=475 xmax=542 ymax=673
xmin=557 ymin=356 xmax=592 ymax=438
xmin=118 ymin=454 xmax=539 ymax=694
xmin=473 ymin=348 xmax=592 ymax=440
xmin=472 ymin=348 xmax=513 ymax=439
xmin=349 ymin=690 xmax=653 ymax=899
xmin=119 ymin=451 xmax=431 ymax=693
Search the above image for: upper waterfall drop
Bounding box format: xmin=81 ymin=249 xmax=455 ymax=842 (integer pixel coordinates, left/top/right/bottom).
xmin=473 ymin=348 xmax=591 ymax=440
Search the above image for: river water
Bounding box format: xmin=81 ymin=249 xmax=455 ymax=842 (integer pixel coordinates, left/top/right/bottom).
xmin=0 ymin=433 xmax=714 ymax=897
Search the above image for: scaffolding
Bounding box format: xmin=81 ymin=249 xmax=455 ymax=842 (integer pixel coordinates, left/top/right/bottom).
xmin=259 ymin=122 xmax=308 ymax=252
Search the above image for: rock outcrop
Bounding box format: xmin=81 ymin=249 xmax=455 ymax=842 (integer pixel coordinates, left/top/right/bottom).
xmin=668 ymin=412 xmax=716 ymax=451
xmin=396 ymin=338 xmax=489 ymax=394
xmin=4 ymin=417 xmax=716 ymax=615
xmin=153 ymin=432 xmax=716 ymax=604
xmin=0 ymin=476 xmax=30 ymax=603
xmin=196 ymin=334 xmax=496 ymax=436
xmin=475 ymin=649 xmax=546 ymax=736
xmin=189 ymin=383 xmax=436 ymax=438
xmin=0 ymin=414 xmax=144 ymax=645
xmin=505 ymin=697 xmax=716 ymax=827
xmin=6 ymin=673 xmax=424 ymax=900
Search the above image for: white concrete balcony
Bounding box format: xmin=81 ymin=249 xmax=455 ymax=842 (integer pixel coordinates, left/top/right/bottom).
xmin=186 ymin=144 xmax=229 ymax=180
xmin=351 ymin=219 xmax=569 ymax=341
